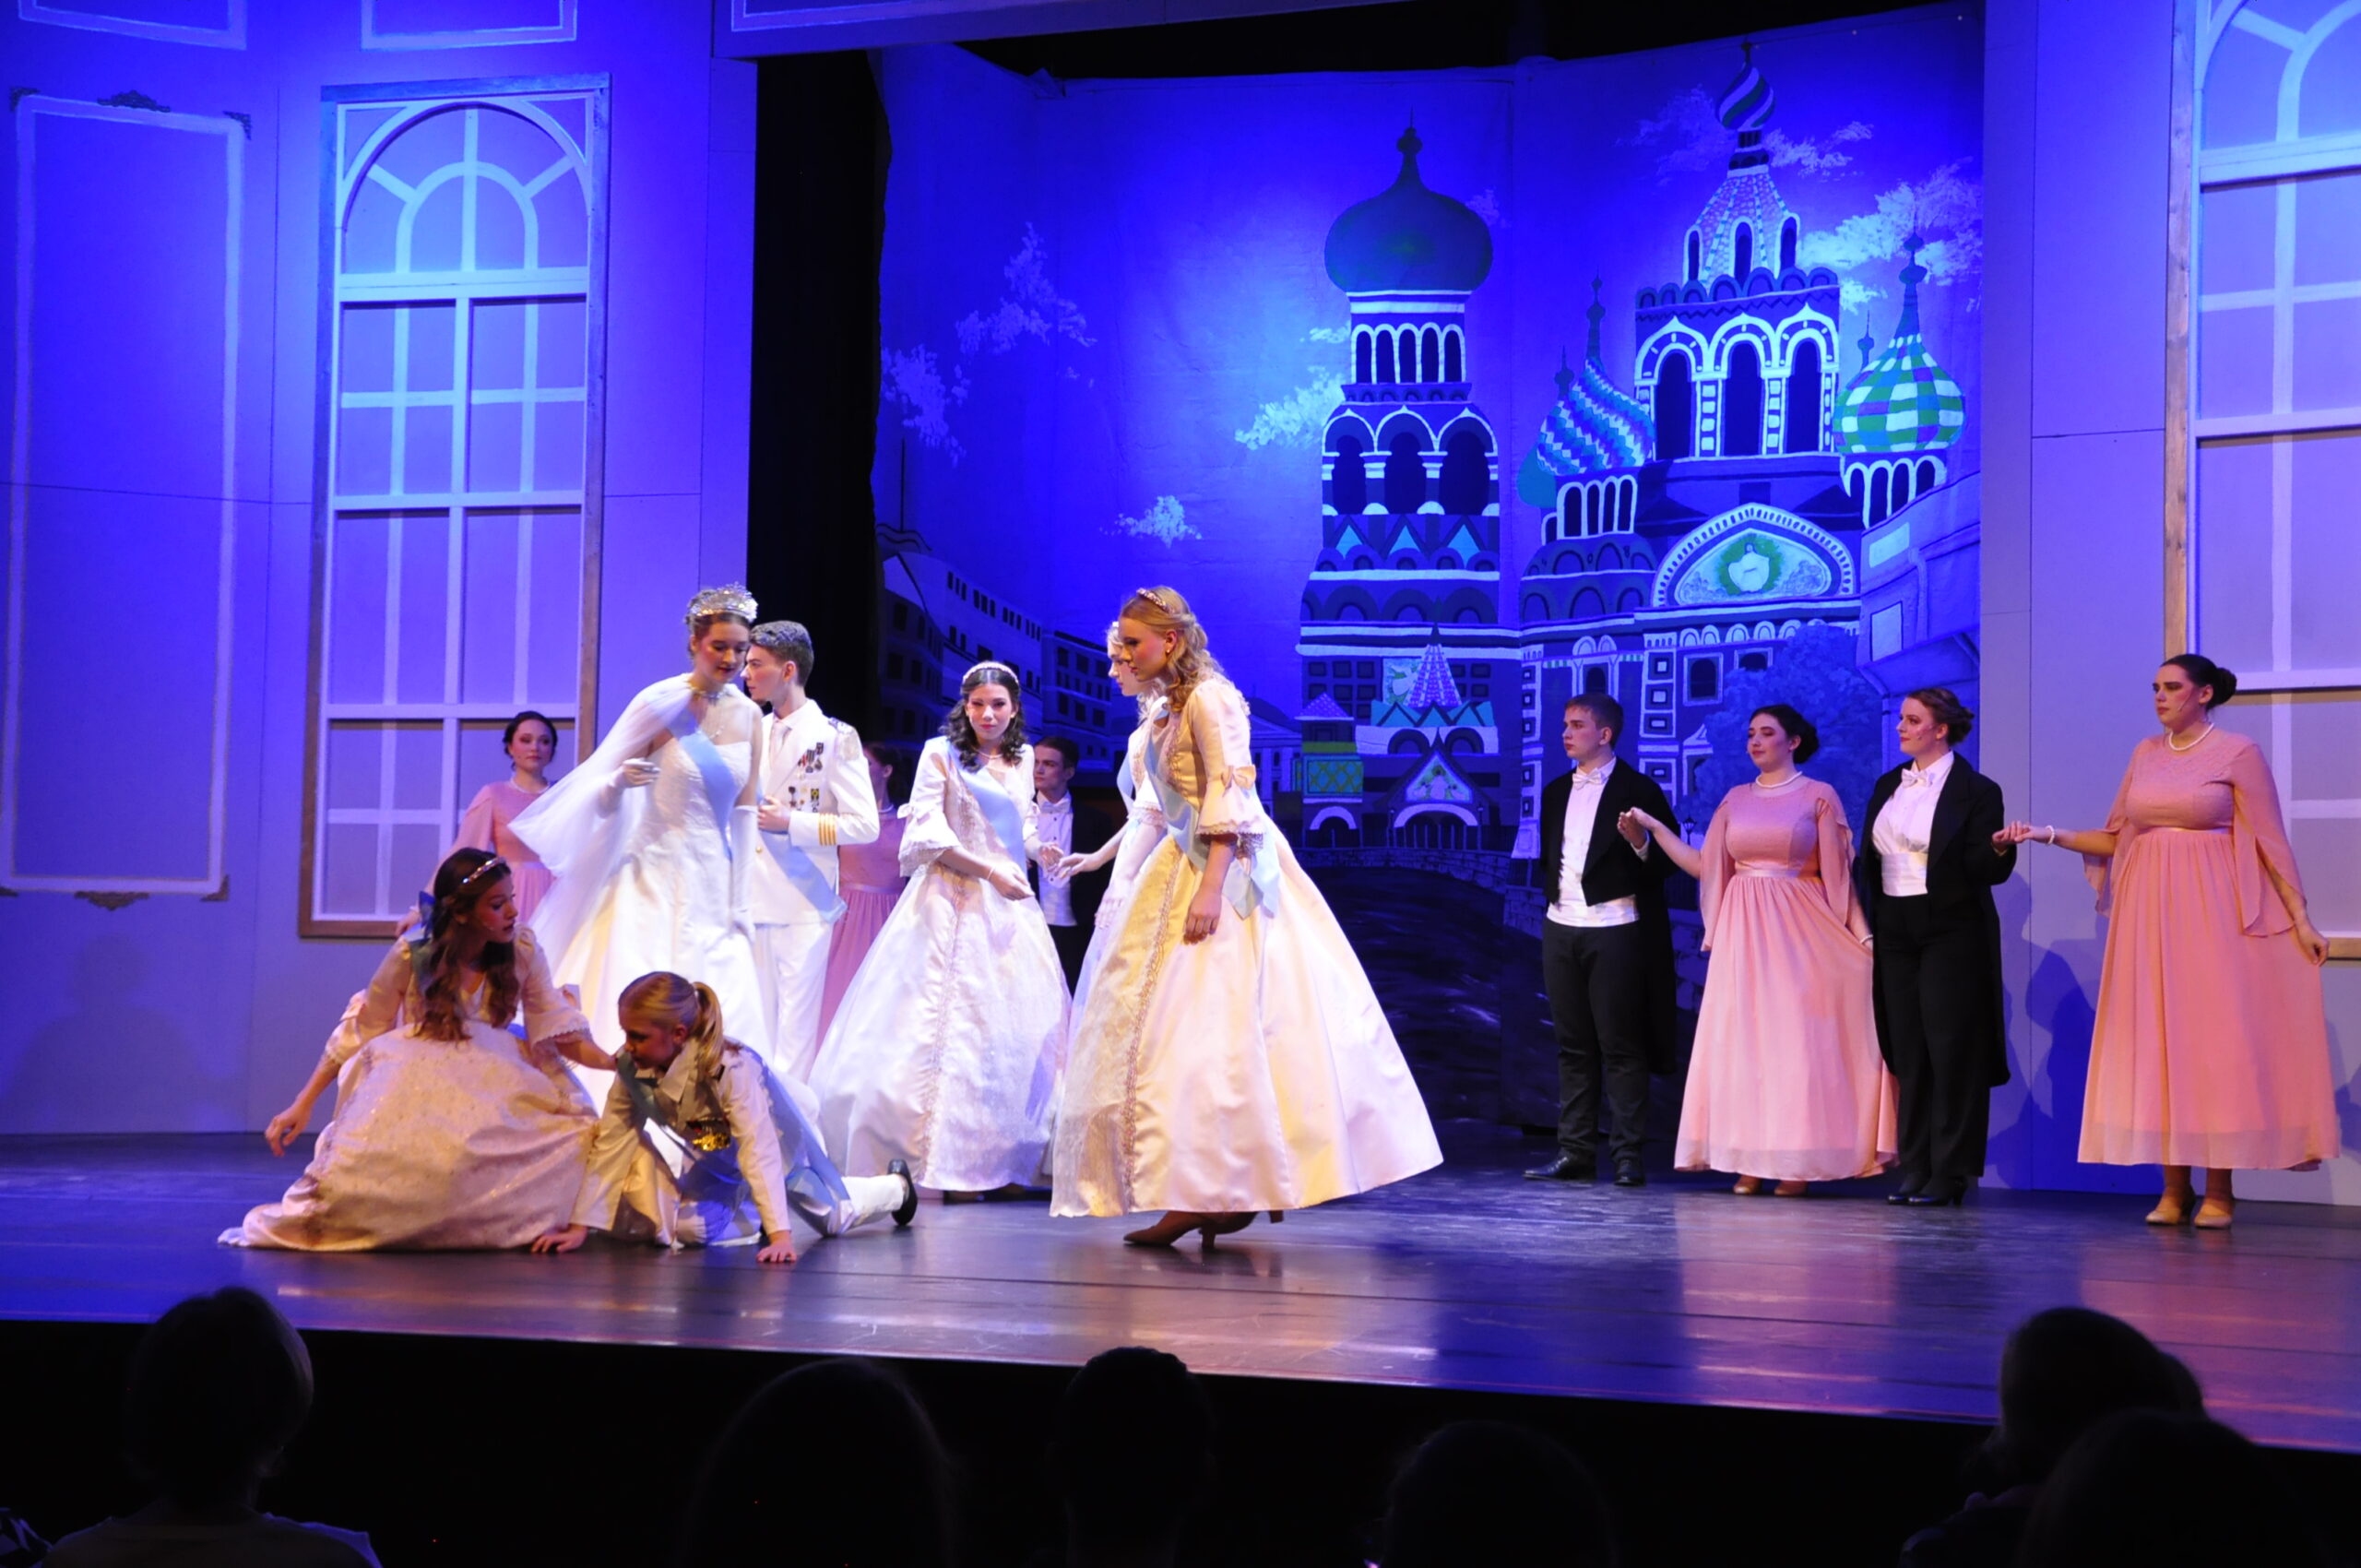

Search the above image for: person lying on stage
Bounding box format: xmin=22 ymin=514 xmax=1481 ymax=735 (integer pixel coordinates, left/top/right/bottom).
xmin=227 ymin=849 xmax=614 ymax=1252
xmin=531 ymin=970 xmax=918 ymax=1264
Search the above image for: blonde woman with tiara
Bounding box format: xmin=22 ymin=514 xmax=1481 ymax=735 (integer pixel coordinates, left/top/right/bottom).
xmin=533 ymin=971 xmax=916 ymax=1263
xmin=514 ymin=585 xmax=776 ymax=1074
xmin=810 ymin=659 xmax=1070 ymax=1195
xmin=1050 ymin=588 xmax=1442 ymax=1246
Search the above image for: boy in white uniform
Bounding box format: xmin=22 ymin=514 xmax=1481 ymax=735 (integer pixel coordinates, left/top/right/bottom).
xmin=743 ymin=621 xmax=880 ymax=1082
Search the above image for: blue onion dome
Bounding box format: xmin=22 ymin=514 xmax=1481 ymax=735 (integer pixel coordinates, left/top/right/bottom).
xmin=1719 ymin=53 xmax=1775 ymax=135
xmin=1837 ymin=234 xmax=1965 ymax=455
xmin=1325 ymin=126 xmax=1494 ymax=294
xmin=1518 ymin=282 xmax=1655 ymax=508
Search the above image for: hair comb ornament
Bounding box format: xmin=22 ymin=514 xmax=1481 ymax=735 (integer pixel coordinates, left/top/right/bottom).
xmin=684 ymin=583 xmax=758 ymax=628
xmin=963 ymin=659 xmax=1019 ymax=685
xmin=1132 ymin=587 xmax=1173 ymax=613
xmin=457 ymin=855 xmax=508 ymax=892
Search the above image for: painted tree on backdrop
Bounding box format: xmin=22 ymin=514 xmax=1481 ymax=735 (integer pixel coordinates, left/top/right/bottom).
xmin=1683 ymin=624 xmax=1882 ymax=836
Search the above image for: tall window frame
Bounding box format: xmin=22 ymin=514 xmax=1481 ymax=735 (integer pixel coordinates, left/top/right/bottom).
xmin=302 ymin=77 xmax=609 ymax=936
xmin=2171 ymin=2 xmax=2361 ymax=956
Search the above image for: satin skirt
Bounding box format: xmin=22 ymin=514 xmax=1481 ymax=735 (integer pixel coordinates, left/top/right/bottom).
xmin=1052 ymin=831 xmax=1442 ymax=1218
xmin=225 ymin=1020 xmax=596 ymax=1251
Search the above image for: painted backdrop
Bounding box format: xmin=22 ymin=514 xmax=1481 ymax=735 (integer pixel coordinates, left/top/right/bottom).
xmin=868 ymin=7 xmax=1984 ymax=1126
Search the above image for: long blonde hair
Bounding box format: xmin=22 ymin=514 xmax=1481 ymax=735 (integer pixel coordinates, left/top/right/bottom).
xmin=1121 ymin=586 xmax=1224 ymax=719
xmin=618 ymin=970 xmax=727 ymax=1084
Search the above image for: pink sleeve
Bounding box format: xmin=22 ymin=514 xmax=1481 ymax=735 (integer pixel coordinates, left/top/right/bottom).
xmin=1813 ymin=787 xmax=1866 ymax=937
xmin=454 ymin=786 xmax=498 ymax=853
xmin=2086 ymin=748 xmax=2143 ymax=911
xmin=2227 ymin=739 xmax=2301 ymax=936
xmin=1698 ymin=800 xmax=1736 ymax=952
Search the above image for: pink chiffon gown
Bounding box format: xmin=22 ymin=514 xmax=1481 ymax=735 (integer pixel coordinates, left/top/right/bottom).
xmin=455 ymin=779 xmax=555 ymax=920
xmin=814 ymin=806 xmax=908 ymax=1050
xmin=1676 ymin=776 xmax=1897 ymax=1181
xmin=2079 ymin=731 xmax=2338 ymax=1170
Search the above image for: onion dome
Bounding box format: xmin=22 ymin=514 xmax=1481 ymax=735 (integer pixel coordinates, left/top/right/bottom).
xmin=1681 ymin=45 xmax=1792 ymax=280
xmin=1325 ymin=126 xmax=1494 ymax=294
xmin=1837 ymin=235 xmax=1965 ymax=454
xmin=1719 ymin=51 xmax=1775 ymax=139
xmin=1518 ymin=280 xmax=1655 ymax=508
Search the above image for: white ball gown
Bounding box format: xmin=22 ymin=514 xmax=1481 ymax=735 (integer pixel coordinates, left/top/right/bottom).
xmin=811 ymin=738 xmax=1069 ymax=1191
xmin=1052 ymin=676 xmax=1442 ymax=1218
xmin=512 ymin=675 xmax=774 ymax=1070
xmin=223 ymin=930 xmax=599 ymax=1250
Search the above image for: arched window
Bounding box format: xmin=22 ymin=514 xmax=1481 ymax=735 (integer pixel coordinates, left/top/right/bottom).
xmin=1618 ymin=588 xmax=1643 ymax=612
xmin=1688 ymin=657 xmax=1719 ymax=700
xmin=1685 ymin=231 xmax=1702 ymax=283
xmin=1444 ymin=329 xmax=1464 ymax=381
xmin=1780 ymin=217 xmax=1798 ymax=273
xmin=1439 ymin=429 xmax=1489 ymax=513
xmin=1596 ymin=543 xmax=1622 ymax=570
xmin=1522 ymin=593 xmax=1549 ymax=621
xmin=1783 ymin=339 xmax=1822 ymax=454
xmin=1577 ymin=488 xmax=1594 ymax=536
xmin=1846 ymin=466 xmax=1865 ymax=520
xmin=1336 ymin=603 xmax=1367 ymax=622
xmin=311 ymin=90 xmax=599 ymax=928
xmin=1917 ymin=458 xmax=1939 ymax=495
xmin=1375 ymin=331 xmax=1396 ymax=384
xmin=1734 ymin=223 xmax=1754 ymax=279
xmin=1383 ymin=431 xmax=1427 ymax=514
xmin=1355 ymin=331 xmax=1373 ymax=383
xmin=1396 ymin=604 xmax=1426 ymax=623
xmin=1622 ymin=477 xmax=1639 ymax=529
xmin=1870 ymin=465 xmax=1892 ymax=524
xmin=1721 ymin=342 xmax=1764 ymax=457
xmin=1331 ymin=434 xmax=1368 ymax=516
xmin=1572 ymin=587 xmax=1607 ymax=618
xmin=1420 ymin=327 xmax=1441 ymax=382
xmin=1655 ymin=350 xmax=1695 ymax=460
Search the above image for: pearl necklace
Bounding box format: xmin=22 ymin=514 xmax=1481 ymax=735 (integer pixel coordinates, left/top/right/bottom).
xmin=1751 ymin=771 xmax=1807 ymax=791
xmin=2166 ymin=722 xmax=2215 ymax=754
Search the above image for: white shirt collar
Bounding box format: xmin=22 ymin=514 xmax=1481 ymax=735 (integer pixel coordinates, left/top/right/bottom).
xmin=1901 ymin=750 xmax=1956 ymax=790
xmin=1568 ymin=755 xmax=1619 ymax=789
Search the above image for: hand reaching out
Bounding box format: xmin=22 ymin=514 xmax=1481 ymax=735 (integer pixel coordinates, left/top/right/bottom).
xmin=264 ymin=1099 xmax=313 ymax=1157
xmin=530 ymin=1224 xmax=587 ymax=1255
xmin=1618 ymin=807 xmax=1665 ymax=848
xmin=755 ymin=1237 xmax=799 ymax=1265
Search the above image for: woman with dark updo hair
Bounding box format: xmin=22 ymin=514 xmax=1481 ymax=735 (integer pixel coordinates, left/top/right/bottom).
xmin=1622 ymin=704 xmax=1893 ymax=1195
xmin=1998 ymin=656 xmax=2335 ymax=1229
xmin=454 ymin=709 xmax=561 ymax=919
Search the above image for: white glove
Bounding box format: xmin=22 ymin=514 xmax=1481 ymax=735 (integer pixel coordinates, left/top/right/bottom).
xmin=601 ymin=756 xmax=660 ymax=813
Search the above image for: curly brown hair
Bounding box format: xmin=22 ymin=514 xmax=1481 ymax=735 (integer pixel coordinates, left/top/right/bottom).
xmin=411 ymin=849 xmax=518 ymax=1041
xmin=943 ymin=661 xmax=1028 ymax=769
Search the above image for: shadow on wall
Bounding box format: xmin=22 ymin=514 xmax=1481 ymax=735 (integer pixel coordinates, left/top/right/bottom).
xmin=1987 ymin=933 xmax=2109 ymax=1194
xmin=0 ymin=932 xmax=230 ymax=1131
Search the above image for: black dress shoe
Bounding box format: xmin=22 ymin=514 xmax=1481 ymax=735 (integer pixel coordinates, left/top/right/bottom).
xmin=1886 ymin=1171 xmax=1929 ymax=1206
xmin=1524 ymin=1154 xmax=1596 ymax=1182
xmin=1907 ymin=1177 xmax=1967 ymax=1207
xmin=1613 ymin=1161 xmax=1646 ymax=1188
xmin=887 ymin=1158 xmax=919 ymax=1227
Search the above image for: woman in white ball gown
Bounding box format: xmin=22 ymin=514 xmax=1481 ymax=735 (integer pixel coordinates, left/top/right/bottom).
xmin=514 ymin=584 xmax=775 ymax=1069
xmin=1051 ymin=587 xmax=1442 ymax=1246
xmin=810 ymin=660 xmax=1070 ymax=1194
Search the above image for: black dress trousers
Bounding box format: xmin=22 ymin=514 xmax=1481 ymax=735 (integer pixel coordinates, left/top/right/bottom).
xmin=1541 ymin=919 xmax=1655 ymax=1168
xmin=1873 ymin=894 xmax=1992 ymax=1182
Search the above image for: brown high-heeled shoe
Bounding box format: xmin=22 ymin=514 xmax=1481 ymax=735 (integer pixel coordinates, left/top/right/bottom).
xmin=1124 ymin=1210 xmax=1211 ymax=1248
xmin=2145 ymin=1189 xmax=2196 ymax=1226
xmin=1732 ymin=1176 xmax=1764 ymax=1195
xmin=1773 ymin=1180 xmax=1809 ymax=1198
xmin=1200 ymin=1213 xmax=1256 ymax=1243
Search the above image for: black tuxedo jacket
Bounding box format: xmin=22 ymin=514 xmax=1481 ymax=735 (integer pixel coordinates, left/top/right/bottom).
xmin=1855 ymin=757 xmax=2016 ymax=1087
xmin=1536 ymin=759 xmax=1685 ymax=1074
xmin=1031 ymin=797 xmax=1117 ymax=927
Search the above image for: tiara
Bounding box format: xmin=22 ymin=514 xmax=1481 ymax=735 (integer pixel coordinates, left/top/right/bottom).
xmin=1131 ymin=587 xmax=1175 ymax=613
xmin=963 ymin=659 xmax=1019 ymax=685
xmin=685 ymin=583 xmax=757 ymax=627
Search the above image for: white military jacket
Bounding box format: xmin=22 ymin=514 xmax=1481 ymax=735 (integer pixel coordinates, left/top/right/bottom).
xmin=750 ymin=699 xmax=880 ymax=926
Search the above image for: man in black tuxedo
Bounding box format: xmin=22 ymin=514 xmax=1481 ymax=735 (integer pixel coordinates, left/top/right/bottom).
xmin=1525 ymin=694 xmax=1684 ymax=1188
xmin=1030 ymin=734 xmax=1117 ymax=991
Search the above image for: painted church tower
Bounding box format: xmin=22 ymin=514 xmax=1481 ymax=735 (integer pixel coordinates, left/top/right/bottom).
xmin=1297 ymin=127 xmax=1516 ymax=849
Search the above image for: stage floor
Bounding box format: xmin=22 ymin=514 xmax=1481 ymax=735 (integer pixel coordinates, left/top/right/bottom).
xmin=6 ymin=1125 xmax=2359 ymax=1453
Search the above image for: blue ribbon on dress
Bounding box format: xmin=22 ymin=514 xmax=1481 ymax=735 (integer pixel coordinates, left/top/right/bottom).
xmin=960 ymin=758 xmax=1031 ymax=869
xmin=672 ymin=720 xmax=743 ymax=860
xmin=1144 ymin=726 xmax=1282 ymax=919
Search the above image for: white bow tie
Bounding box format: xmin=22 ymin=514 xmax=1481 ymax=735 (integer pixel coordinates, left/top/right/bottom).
xmin=1570 ymin=770 xmax=1606 ymax=790
xmin=1900 ymin=769 xmax=1937 ymax=790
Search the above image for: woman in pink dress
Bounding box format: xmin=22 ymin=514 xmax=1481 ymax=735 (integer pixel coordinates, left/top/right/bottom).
xmin=1624 ymin=704 xmax=1893 ymax=1194
xmin=1999 ymin=655 xmax=2334 ymax=1229
xmin=454 ymin=710 xmax=559 ymax=920
xmin=814 ymin=742 xmax=909 ymax=1047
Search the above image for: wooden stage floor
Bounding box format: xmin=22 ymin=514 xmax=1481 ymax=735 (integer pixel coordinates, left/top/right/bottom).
xmin=6 ymin=1124 xmax=2359 ymax=1454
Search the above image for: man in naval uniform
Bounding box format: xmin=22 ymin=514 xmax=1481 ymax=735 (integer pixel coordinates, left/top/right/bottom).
xmin=743 ymin=620 xmax=880 ymax=1082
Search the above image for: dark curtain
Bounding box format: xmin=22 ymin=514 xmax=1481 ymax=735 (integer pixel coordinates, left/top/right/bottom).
xmin=748 ymin=53 xmax=888 ymax=734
